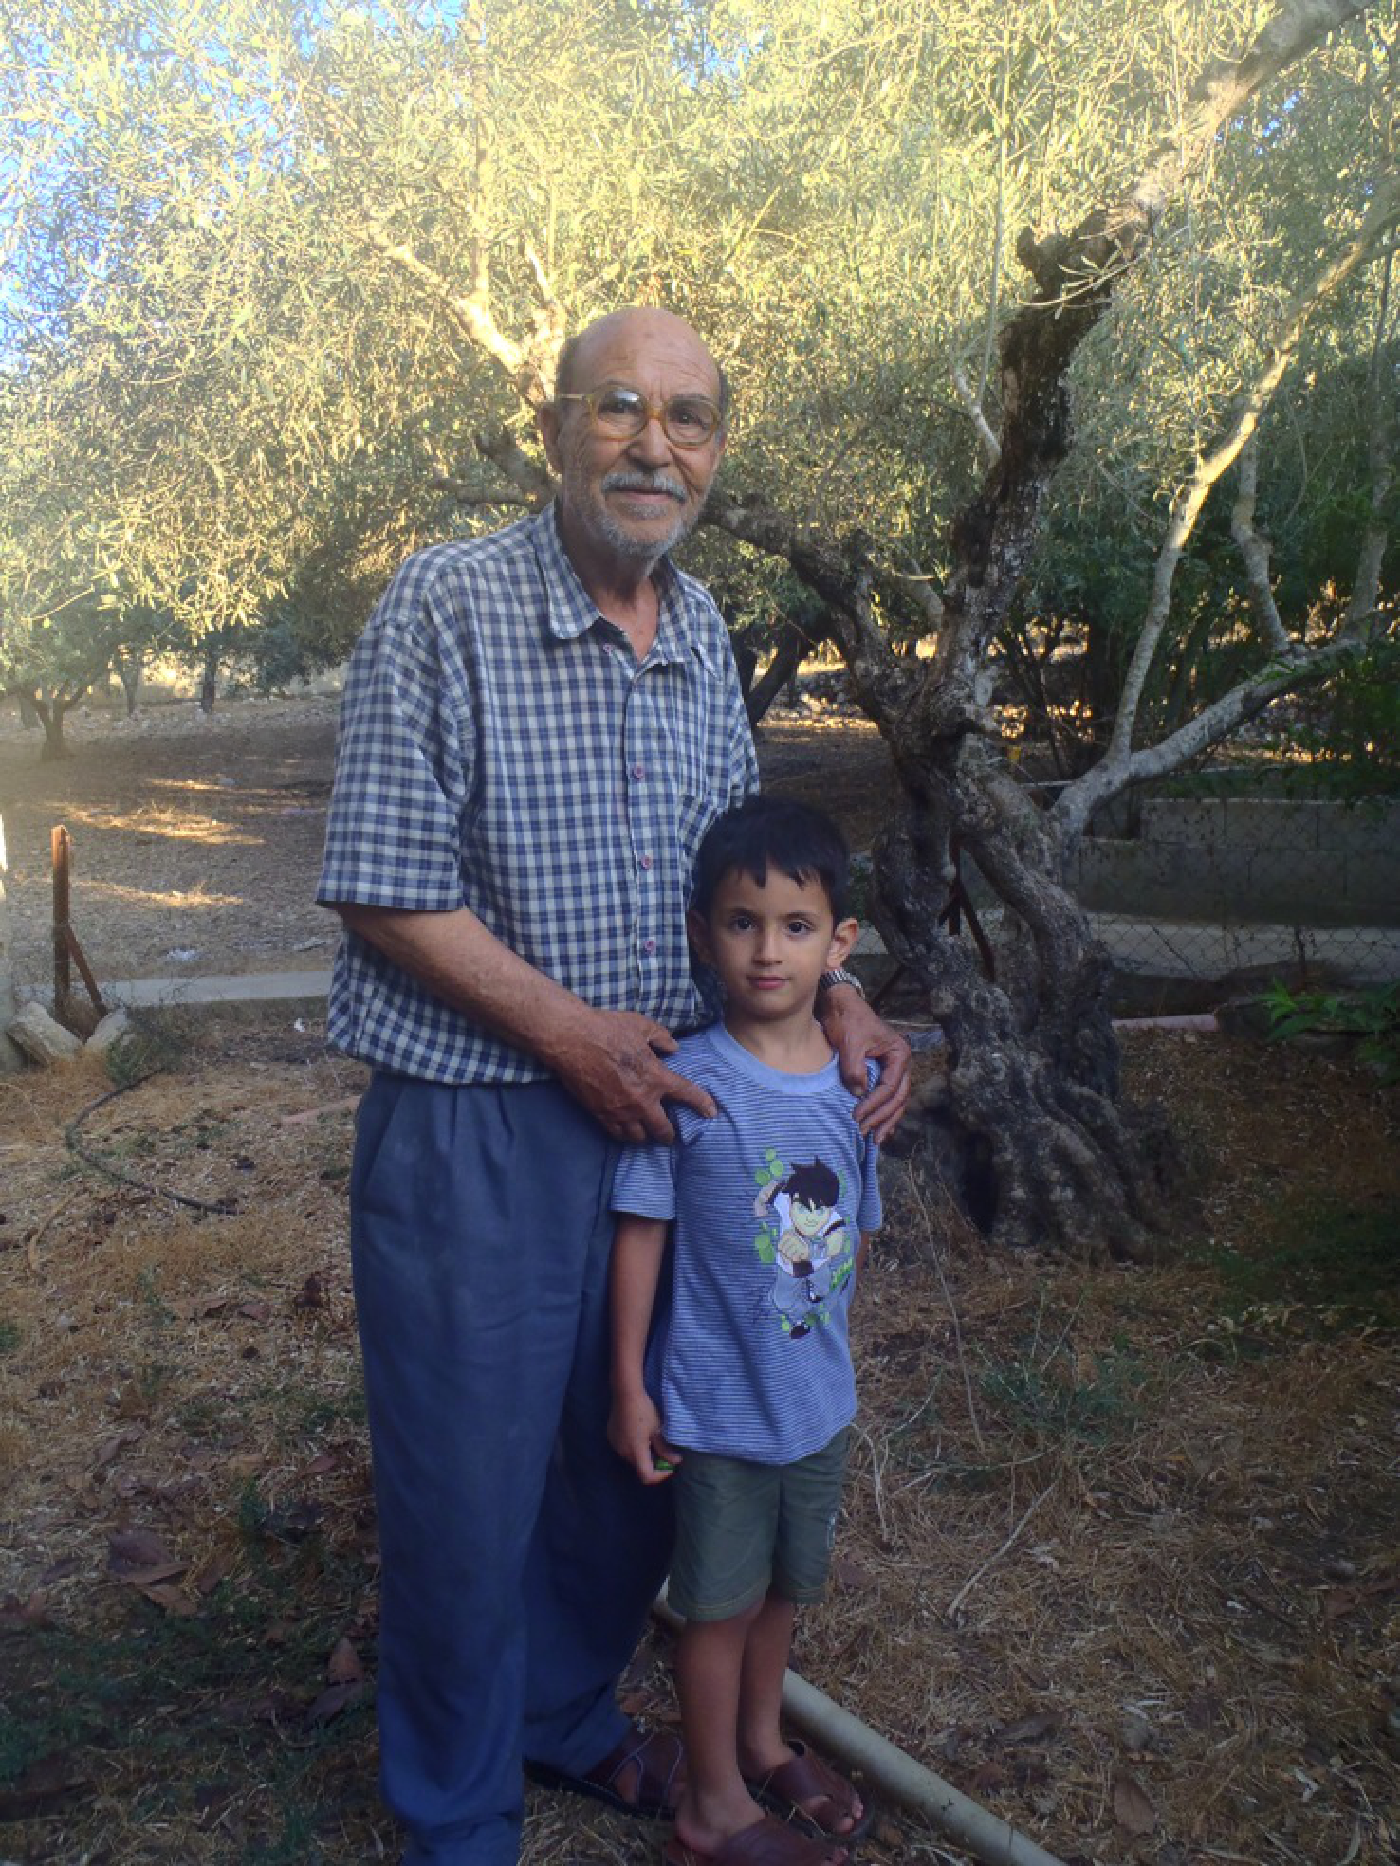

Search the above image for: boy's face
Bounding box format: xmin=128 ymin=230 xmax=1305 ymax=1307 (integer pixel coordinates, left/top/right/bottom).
xmin=689 ymin=865 xmax=857 ymax=1030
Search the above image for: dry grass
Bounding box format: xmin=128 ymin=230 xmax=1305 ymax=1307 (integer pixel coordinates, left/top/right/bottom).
xmin=1 ymin=1011 xmax=1397 ymax=1866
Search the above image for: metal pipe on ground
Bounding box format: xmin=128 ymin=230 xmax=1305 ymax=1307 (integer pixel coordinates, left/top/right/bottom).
xmin=652 ymin=1592 xmax=1068 ymax=1866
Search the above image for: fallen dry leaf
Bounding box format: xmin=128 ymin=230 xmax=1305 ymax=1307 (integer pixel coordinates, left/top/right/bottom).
xmin=137 ymin=1581 xmax=199 ymax=1616
xmin=192 ymin=1550 xmax=238 ymax=1596
xmin=0 ymin=1590 xmax=51 ymax=1628
xmin=169 ymin=1293 xmax=232 ymax=1321
xmin=327 ymin=1635 xmax=363 ymax=1684
xmin=107 ymin=1527 xmax=184 ymax=1585
xmin=294 ymin=1272 xmax=326 ymax=1309
xmin=306 ymin=1679 xmax=364 ymax=1725
xmin=94 ymin=1426 xmax=143 ymax=1468
xmin=993 ymin=1711 xmax=1057 ymax=1746
xmin=1113 ymin=1768 xmax=1157 ymax=1836
xmin=0 ymin=1749 xmax=90 ymax=1819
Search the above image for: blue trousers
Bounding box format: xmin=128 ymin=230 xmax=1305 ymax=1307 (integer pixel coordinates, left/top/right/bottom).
xmin=350 ymin=1073 xmax=675 ymax=1866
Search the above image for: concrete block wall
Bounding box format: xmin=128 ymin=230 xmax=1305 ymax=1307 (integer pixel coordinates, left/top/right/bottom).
xmin=1074 ymin=797 xmax=1400 ymax=927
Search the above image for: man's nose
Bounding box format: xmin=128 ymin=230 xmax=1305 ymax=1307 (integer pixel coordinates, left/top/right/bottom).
xmin=626 ymin=413 xmax=673 ymax=465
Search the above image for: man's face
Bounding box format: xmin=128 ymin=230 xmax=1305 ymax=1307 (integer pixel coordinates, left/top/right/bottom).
xmin=539 ymin=310 xmax=726 ymax=573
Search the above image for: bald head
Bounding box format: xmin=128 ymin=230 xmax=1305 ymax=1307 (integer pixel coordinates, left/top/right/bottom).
xmin=554 ymin=308 xmax=729 ymax=421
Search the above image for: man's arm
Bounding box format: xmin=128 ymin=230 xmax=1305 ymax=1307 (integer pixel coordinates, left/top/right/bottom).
xmin=607 ymin=1213 xmax=678 ymax=1484
xmin=334 ymin=902 xmax=715 ymax=1144
xmin=817 ymin=983 xmax=911 ymax=1143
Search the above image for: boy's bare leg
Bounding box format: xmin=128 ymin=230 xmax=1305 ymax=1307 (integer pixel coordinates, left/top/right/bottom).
xmin=673 ymin=1609 xmax=767 ymax=1856
xmin=737 ymin=1591 xmax=865 ymax=1836
xmin=735 ymin=1589 xmax=796 ymax=1777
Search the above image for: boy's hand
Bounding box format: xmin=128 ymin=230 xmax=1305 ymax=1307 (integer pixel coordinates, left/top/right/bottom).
xmin=608 ymin=1391 xmax=681 ymax=1484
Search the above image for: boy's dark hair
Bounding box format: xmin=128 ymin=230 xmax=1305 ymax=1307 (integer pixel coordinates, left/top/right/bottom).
xmin=691 ymin=795 xmax=850 ymax=921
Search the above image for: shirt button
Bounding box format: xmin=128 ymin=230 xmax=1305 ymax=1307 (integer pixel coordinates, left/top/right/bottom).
xmin=643 ymin=938 xmax=657 ymax=955
xmin=631 ymin=763 xmax=646 ymax=780
xmin=640 ymin=854 xmax=654 ymax=871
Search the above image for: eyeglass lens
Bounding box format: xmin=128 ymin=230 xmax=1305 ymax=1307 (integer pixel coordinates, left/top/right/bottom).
xmin=593 ymin=387 xmax=719 ymax=445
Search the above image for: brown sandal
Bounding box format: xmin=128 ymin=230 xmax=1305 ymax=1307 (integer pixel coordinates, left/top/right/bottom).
xmin=526 ymin=1723 xmax=686 ymax=1820
xmin=665 ymin=1812 xmax=849 ymax=1866
xmin=747 ymin=1741 xmax=872 ymax=1842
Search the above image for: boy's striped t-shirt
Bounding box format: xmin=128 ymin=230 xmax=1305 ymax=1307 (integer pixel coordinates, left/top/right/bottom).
xmin=612 ymin=1022 xmax=881 ymax=1465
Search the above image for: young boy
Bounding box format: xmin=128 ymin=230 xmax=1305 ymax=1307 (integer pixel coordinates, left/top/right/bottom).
xmin=609 ymin=796 xmax=882 ymax=1866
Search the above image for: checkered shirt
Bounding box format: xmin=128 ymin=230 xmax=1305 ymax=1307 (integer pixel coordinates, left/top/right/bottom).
xmin=317 ymin=504 xmax=759 ymax=1084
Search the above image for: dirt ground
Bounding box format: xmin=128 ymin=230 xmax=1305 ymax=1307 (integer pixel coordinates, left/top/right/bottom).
xmin=0 ymin=692 xmax=897 ymax=989
xmin=1 ymin=700 xmax=1398 ymax=1866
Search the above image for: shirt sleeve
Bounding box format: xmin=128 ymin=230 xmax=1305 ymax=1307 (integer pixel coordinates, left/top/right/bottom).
xmin=856 ymin=1060 xmax=882 ymax=1232
xmin=317 ymin=552 xmax=473 ymax=913
xmin=611 ymin=1137 xmax=679 ymax=1221
xmin=856 ymin=1130 xmax=882 ymax=1233
xmin=717 ymin=612 xmax=760 ymax=808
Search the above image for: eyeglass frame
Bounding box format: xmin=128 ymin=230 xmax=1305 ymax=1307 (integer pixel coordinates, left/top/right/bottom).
xmin=552 ymin=383 xmax=727 ymax=450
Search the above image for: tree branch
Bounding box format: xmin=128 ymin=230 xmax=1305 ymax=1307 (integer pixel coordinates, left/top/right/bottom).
xmin=1346 ymin=245 xmax=1395 ymax=635
xmin=473 ymin=425 xmax=555 ymax=502
xmin=431 ymin=476 xmax=538 ymax=508
xmin=1053 ymin=635 xmax=1364 ymax=843
xmin=951 ymin=358 xmax=1002 ymax=470
xmin=701 ymin=491 xmax=921 ymax=717
xmin=934 ymin=0 xmax=1379 ymax=698
xmin=1229 ymin=433 xmax=1292 ymax=655
xmin=1107 ymin=171 xmax=1400 ymax=765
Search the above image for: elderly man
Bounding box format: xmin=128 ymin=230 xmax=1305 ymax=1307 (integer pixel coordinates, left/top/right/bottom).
xmin=318 ymin=307 xmax=909 ymax=1866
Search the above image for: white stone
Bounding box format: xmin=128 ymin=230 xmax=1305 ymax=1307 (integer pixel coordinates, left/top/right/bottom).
xmin=7 ymin=1001 xmax=85 ymax=1065
xmin=86 ymin=1008 xmax=135 ymax=1054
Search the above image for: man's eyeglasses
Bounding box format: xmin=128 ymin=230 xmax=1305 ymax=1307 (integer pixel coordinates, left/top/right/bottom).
xmin=554 ymin=384 xmax=724 ymax=449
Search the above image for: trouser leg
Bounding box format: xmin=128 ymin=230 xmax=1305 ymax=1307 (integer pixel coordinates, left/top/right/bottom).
xmin=521 ymin=1204 xmax=675 ymax=1772
xmin=351 ymin=1074 xmax=618 ymax=1865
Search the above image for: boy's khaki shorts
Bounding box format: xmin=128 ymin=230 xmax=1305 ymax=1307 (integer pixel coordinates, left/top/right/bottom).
xmin=668 ymin=1427 xmax=851 ymax=1623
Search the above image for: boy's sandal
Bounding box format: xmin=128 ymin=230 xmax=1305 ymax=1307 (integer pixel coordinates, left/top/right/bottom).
xmin=526 ymin=1722 xmax=685 ymax=1820
xmin=665 ymin=1812 xmax=850 ymax=1866
xmin=747 ymin=1741 xmax=873 ymax=1843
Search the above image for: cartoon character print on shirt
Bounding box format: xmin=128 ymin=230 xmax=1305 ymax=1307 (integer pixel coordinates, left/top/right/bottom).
xmin=752 ymin=1152 xmax=855 ymax=1340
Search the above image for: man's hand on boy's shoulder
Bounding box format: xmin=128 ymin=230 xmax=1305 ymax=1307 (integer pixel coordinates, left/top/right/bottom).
xmin=818 ymin=985 xmax=910 ymax=1142
xmin=544 ymin=1006 xmax=717 ymax=1144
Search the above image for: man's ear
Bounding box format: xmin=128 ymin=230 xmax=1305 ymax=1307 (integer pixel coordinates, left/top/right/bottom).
xmin=537 ymin=400 xmax=564 ymax=477
xmin=826 ymin=917 xmax=858 ymax=969
xmin=687 ymin=907 xmax=715 ymax=966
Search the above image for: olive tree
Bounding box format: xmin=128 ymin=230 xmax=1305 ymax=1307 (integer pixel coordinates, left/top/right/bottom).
xmin=3 ymin=0 xmax=1393 ymax=1251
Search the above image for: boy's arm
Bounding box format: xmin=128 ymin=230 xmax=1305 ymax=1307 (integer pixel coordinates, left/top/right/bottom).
xmin=856 ymin=1231 xmax=874 ymax=1279
xmin=608 ymin=1214 xmax=679 ymax=1484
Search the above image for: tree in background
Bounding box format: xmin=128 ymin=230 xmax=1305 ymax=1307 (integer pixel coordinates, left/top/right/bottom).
xmin=1 ymin=0 xmax=1393 ymax=1250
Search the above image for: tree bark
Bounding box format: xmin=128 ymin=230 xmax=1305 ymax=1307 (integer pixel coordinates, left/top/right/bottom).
xmin=32 ymin=696 xmax=75 ymax=761
xmin=0 ymin=813 xmax=24 ymax=1073
xmin=114 ymin=649 xmax=143 ymax=717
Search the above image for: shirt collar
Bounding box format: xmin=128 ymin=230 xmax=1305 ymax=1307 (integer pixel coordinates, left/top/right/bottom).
xmin=532 ymin=502 xmax=711 ymax=671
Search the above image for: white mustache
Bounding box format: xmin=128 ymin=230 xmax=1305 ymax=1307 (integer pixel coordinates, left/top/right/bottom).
xmin=602 ymin=471 xmax=686 ymax=502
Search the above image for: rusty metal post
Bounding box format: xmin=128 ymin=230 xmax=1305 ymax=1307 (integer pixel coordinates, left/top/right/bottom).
xmin=52 ymin=825 xmax=72 ymax=1026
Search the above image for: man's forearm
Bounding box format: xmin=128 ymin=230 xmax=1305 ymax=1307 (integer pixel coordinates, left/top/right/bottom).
xmin=334 ymin=901 xmax=589 ymax=1070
